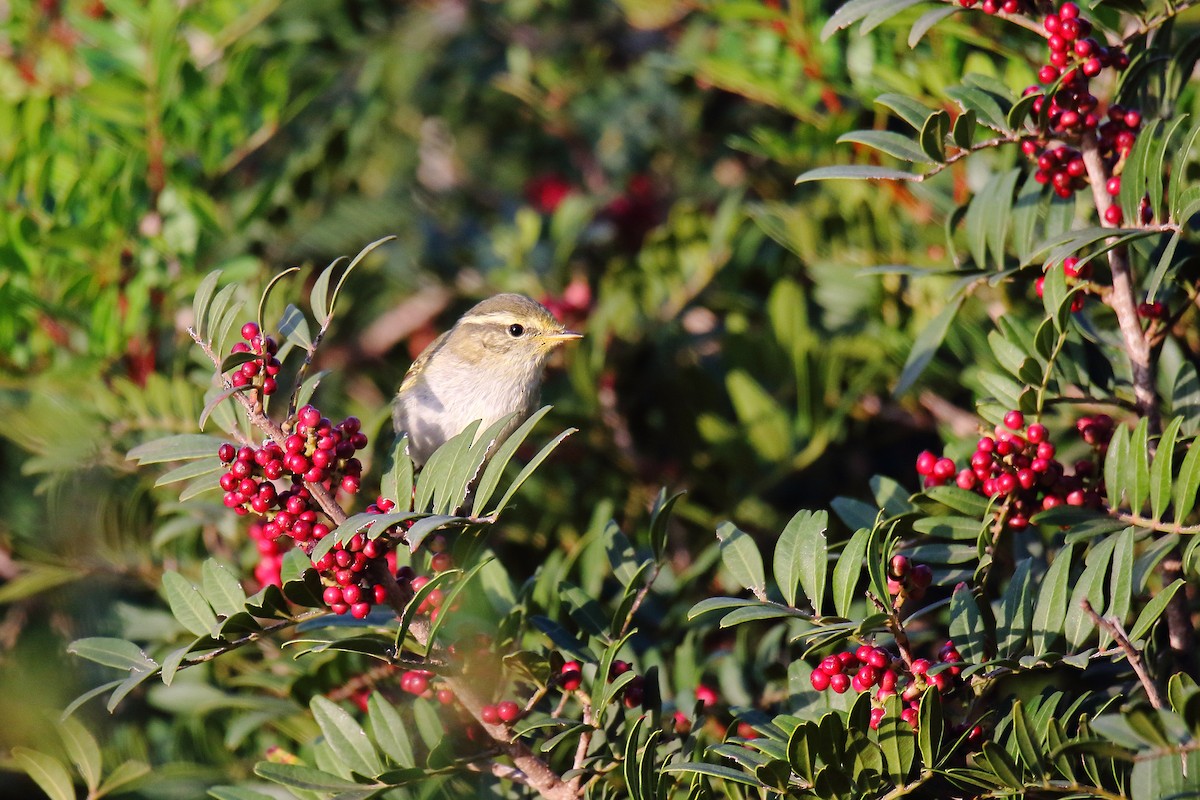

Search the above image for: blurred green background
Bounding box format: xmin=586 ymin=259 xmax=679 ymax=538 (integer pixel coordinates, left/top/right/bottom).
xmin=0 ymin=0 xmax=996 ymax=794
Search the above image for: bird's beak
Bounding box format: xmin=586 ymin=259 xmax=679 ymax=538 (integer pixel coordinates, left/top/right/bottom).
xmin=545 ymin=330 xmax=584 ymax=342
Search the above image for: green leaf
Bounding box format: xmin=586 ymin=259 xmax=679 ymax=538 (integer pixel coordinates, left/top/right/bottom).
xmin=96 ymin=760 xmax=150 ymax=797
xmin=981 ymin=740 xmax=1023 ymax=787
xmin=278 ymin=303 xmax=312 ymax=350
xmin=12 ymin=748 xmax=75 ymax=800
xmin=648 ymin=489 xmax=685 ymax=560
xmin=57 ymin=717 xmax=101 ymax=792
xmin=1105 ymin=425 xmax=1130 ymax=509
xmin=946 ymin=83 xmax=1009 ymax=133
xmin=1011 ymin=700 xmax=1045 ymax=777
xmin=908 ymin=6 xmax=958 ymax=47
xmin=208 ymin=787 xmax=278 ymax=800
xmin=878 ymin=695 xmax=915 ymax=783
xmin=837 ymin=130 xmax=932 ymax=163
xmin=833 ymin=527 xmax=870 ymax=618
xmin=727 ymin=370 xmax=792 ymax=461
xmin=948 ymin=583 xmax=986 ymax=662
xmin=919 ymin=110 xmax=949 ymax=162
xmin=1064 ymin=534 xmax=1116 ymax=648
xmin=127 ymin=434 xmax=228 ymax=464
xmin=660 ymin=762 xmax=761 ymax=787
xmin=487 ymin=427 xmax=577 ymax=515
xmin=1129 ymin=418 xmax=1151 ymax=514
xmin=776 ymin=510 xmax=828 ymax=613
xmin=1151 ymin=416 xmax=1183 ymax=521
xmin=201 ymin=560 xmax=246 ymax=618
xmin=952 ymin=109 xmax=976 ymax=149
xmin=1032 ymin=543 xmax=1075 ymax=655
xmin=310 ymin=695 xmax=384 ymax=778
xmin=67 ymin=638 xmax=156 ymax=671
xmin=163 ymin=571 xmax=218 ymax=638
xmin=918 ymin=687 xmax=943 ymax=767
xmin=1128 ymin=579 xmax=1187 ymax=642
xmin=472 ymin=405 xmax=552 ymax=514
xmin=1172 ymin=437 xmax=1200 ymax=523
xmin=875 ymin=93 xmax=933 ymax=130
xmin=1169 ymin=116 xmax=1200 ymax=221
xmin=193 ymin=270 xmax=222 ymax=341
xmin=996 ymin=558 xmax=1034 ymax=658
xmin=717 ymin=522 xmax=766 ymax=598
xmin=256 ymin=266 xmax=300 ymax=336
xmin=254 ymin=762 xmax=367 ymax=792
xmin=796 ymin=165 xmax=921 ymax=184
xmin=895 ymin=293 xmax=965 ymax=395
xmin=1106 ymin=529 xmax=1136 ymax=637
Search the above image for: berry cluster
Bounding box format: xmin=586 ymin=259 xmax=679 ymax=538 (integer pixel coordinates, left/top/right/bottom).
xmin=956 ymin=0 xmax=1032 ymax=17
xmin=248 ymin=519 xmax=293 ymax=587
xmin=809 ymin=643 xmax=962 ymax=729
xmin=229 ymin=323 xmax=282 ymax=397
xmin=916 ymin=410 xmax=1110 ymax=530
xmin=1034 ymin=255 xmax=1090 ymax=311
xmin=1018 ymin=3 xmax=1143 ymax=225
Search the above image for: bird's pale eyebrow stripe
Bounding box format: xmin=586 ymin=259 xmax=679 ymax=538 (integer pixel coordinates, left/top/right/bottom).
xmin=460 ymin=312 xmax=546 ymax=327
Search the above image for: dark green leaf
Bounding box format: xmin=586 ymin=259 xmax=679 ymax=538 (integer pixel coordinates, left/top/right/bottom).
xmin=894 ymin=293 xmax=965 ymax=395
xmin=875 ymin=93 xmax=933 ymax=130
xmin=254 ymin=763 xmax=367 ymax=792
xmin=949 ymin=583 xmax=986 ymax=662
xmin=716 ymin=522 xmax=766 ymax=598
xmin=776 ymin=509 xmax=828 ymax=613
xmin=310 ymin=695 xmax=384 ymax=778
xmin=1032 ymin=543 xmax=1075 ymax=655
xmin=12 ymin=748 xmax=75 ymax=800
xmin=837 ymin=130 xmax=933 ymax=163
xmin=908 ymin=6 xmax=958 ymax=47
xmin=833 ymin=528 xmax=870 ymax=618
xmin=1151 ymin=416 xmax=1183 ymax=521
xmin=1128 ymin=579 xmax=1187 ymax=642
xmin=163 ymin=572 xmax=218 ymax=638
xmin=919 ymin=110 xmax=949 ymax=162
xmin=796 ymin=165 xmax=921 ymax=183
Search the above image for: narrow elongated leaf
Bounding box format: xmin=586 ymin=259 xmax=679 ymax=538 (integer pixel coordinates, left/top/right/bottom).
xmin=67 ymin=638 xmax=156 ymax=671
xmin=489 ymin=427 xmax=577 ymax=515
xmin=1105 ymin=425 xmax=1130 ymax=509
xmin=996 ymin=558 xmax=1034 ymax=658
xmin=1151 ymin=416 xmax=1183 ymax=521
xmin=1169 ymin=116 xmax=1200 ymax=220
xmin=837 ymin=130 xmax=932 ymax=163
xmin=1146 ymin=230 xmax=1180 ymax=302
xmin=918 ymin=686 xmax=943 ymax=767
xmin=1011 ymin=701 xmax=1045 ymax=776
xmin=1032 ymin=543 xmax=1075 ymax=655
xmin=127 ymin=434 xmax=228 ymax=464
xmin=894 ymin=293 xmax=965 ymax=395
xmin=919 ymin=110 xmax=950 ymax=162
xmin=776 ymin=510 xmax=828 ymax=612
xmin=909 ymin=6 xmax=958 ymax=47
xmin=58 ymin=717 xmax=101 ymax=792
xmin=875 ymin=93 xmax=933 ymax=129
xmin=154 ymin=458 xmax=222 ymax=487
xmin=648 ymin=489 xmax=685 ymax=560
xmin=796 ymin=165 xmax=921 ymax=184
xmin=878 ymin=695 xmax=915 ymax=783
xmin=1064 ymin=534 xmax=1116 ymax=648
xmin=96 ymin=760 xmax=150 ymax=797
xmin=1172 ymin=437 xmax=1200 ymax=522
xmin=833 ymin=527 xmax=870 ymax=617
xmin=311 ymin=695 xmax=384 ymax=778
xmin=12 ymin=748 xmax=75 ymax=800
xmin=1106 ymin=529 xmax=1135 ymax=635
xmin=717 ymin=522 xmax=766 ymax=598
xmin=256 ymin=266 xmax=300 ymax=335
xmin=278 ymin=304 xmax=312 ymax=350
xmin=949 ymin=583 xmax=985 ymax=662
xmin=1129 ymin=418 xmax=1151 ymax=514
xmin=1128 ymin=579 xmax=1187 ymax=642
xmin=946 ymin=84 xmax=1009 ymax=132
xmin=254 ymin=763 xmax=366 ymax=792
xmin=201 ymin=560 xmax=246 ymax=618
xmin=193 ymin=270 xmax=222 ymax=340
xmin=472 ymin=406 xmax=552 ymax=514
xmin=163 ymin=572 xmax=218 ymax=638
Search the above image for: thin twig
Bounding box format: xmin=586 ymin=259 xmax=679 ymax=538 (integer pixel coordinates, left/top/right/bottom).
xmin=1080 ymin=599 xmax=1164 ymax=709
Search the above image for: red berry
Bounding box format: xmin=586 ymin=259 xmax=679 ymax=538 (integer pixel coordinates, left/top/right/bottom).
xmin=869 ymin=648 xmax=890 ymax=669
xmin=609 ymin=660 xmax=632 ymax=680
xmin=810 ymin=669 xmax=831 ymax=691
xmin=560 ymin=661 xmax=583 ymax=691
xmin=820 ymin=655 xmax=843 ymax=675
xmin=1059 ymin=2 xmax=1078 ymax=20
xmin=1026 ymin=423 xmax=1047 ymax=443
xmin=829 ymin=673 xmax=850 ymax=694
xmin=481 ymin=705 xmax=500 ymax=724
xmin=497 ymin=700 xmax=521 ymax=722
xmin=890 ymin=554 xmax=910 ymax=578
xmin=915 ymin=450 xmax=938 ymax=476
xmin=912 ymin=564 xmax=933 ymax=588
xmin=695 ymin=684 xmax=719 ymax=707
xmin=431 ymin=552 xmax=453 ymax=572
xmin=350 ymin=602 xmax=371 ymax=619
xmin=1043 ymin=13 xmax=1060 ymax=32
xmin=1104 ymin=205 xmax=1123 ymax=224
xmin=1003 ymin=410 xmax=1025 ymax=430
xmin=241 ymin=322 xmax=260 ymax=341
xmin=911 ymin=658 xmax=931 ymax=675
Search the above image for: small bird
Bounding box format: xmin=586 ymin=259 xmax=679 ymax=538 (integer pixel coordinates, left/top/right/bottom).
xmin=394 ymin=293 xmax=582 ymax=466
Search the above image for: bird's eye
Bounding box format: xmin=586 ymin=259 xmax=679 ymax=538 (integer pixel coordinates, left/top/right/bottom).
xmin=507 ymin=323 xmax=525 ymax=337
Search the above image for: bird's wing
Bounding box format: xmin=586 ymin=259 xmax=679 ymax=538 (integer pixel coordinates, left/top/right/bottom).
xmin=398 ymin=328 xmax=452 ymax=396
